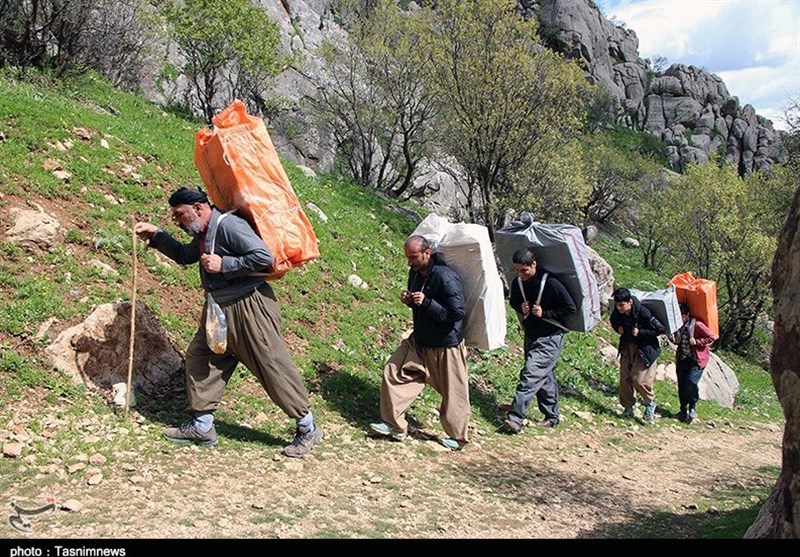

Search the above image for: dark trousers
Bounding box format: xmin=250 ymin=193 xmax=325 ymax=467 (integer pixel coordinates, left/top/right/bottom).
xmin=676 ymin=358 xmax=704 ymax=410
xmin=508 ymin=333 xmax=563 ymax=424
xmin=185 ymin=285 xmax=310 ymax=420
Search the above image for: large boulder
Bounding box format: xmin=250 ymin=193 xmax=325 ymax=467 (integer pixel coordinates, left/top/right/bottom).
xmin=45 ymin=302 xmax=183 ymax=404
xmin=656 ymin=351 xmax=740 ymax=409
xmin=5 ymin=207 xmax=64 ymax=252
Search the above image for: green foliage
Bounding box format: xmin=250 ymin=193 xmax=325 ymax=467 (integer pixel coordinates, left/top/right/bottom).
xmin=426 ymin=0 xmax=591 ymax=228
xmin=311 ymin=0 xmax=436 ymax=196
xmin=160 ymin=0 xmax=285 ymax=122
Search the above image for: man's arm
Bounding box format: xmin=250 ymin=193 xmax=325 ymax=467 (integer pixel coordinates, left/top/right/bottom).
xmin=216 ymin=217 xmax=273 ymax=278
xmin=135 ymin=222 xmax=200 ymax=266
xmin=420 ymin=271 xmax=466 ymax=324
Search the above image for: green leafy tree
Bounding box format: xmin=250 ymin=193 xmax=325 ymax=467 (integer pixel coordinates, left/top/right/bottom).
xmin=1 ymin=0 xmax=97 ymax=75
xmin=425 ymin=0 xmax=590 ymax=229
xmin=656 ymin=160 xmax=781 ymax=350
xmin=160 ymin=0 xmax=285 ymax=123
xmin=310 ymin=0 xmax=436 ymax=196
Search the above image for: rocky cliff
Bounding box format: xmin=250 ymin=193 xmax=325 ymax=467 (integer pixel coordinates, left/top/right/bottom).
xmin=156 ymin=0 xmax=786 ymax=178
xmin=526 ymin=0 xmax=787 ymax=174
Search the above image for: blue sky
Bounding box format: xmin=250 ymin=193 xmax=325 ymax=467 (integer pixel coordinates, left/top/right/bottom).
xmin=596 ymin=0 xmax=800 ymax=130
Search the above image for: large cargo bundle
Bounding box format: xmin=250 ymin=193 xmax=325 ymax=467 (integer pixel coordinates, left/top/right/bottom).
xmin=630 ymin=284 xmax=683 ymax=334
xmin=494 ymin=213 xmax=601 ymax=332
xmin=194 ymin=100 xmax=319 ymax=280
xmin=669 ymin=272 xmax=719 ymax=336
xmin=412 ymin=214 xmax=507 ymax=351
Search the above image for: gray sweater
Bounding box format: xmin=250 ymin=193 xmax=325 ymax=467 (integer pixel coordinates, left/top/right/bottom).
xmin=149 ymin=208 xmax=272 ymax=304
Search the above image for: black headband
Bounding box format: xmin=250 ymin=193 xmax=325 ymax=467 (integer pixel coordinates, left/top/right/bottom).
xmin=168 ymin=187 xmax=208 ymax=207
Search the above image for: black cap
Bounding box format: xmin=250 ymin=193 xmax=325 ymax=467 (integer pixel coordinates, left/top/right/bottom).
xmin=168 ymin=187 xmax=208 ymax=207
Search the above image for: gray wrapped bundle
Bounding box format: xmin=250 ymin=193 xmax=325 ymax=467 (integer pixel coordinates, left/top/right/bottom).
xmin=494 ymin=213 xmax=601 ymax=332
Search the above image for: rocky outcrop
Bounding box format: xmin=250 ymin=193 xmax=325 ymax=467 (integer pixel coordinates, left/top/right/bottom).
xmin=530 ymin=0 xmax=787 ymax=175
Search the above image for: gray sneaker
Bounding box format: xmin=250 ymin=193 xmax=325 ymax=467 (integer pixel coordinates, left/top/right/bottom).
xmin=163 ymin=422 xmax=218 ymax=447
xmin=283 ymin=426 xmax=323 ymax=458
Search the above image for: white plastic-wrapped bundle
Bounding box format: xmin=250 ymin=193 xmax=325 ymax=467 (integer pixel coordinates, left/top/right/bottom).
xmin=412 ymin=214 xmax=507 ymax=351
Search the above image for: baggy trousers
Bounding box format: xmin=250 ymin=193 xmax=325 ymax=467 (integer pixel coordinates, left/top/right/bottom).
xmin=676 ymin=358 xmax=704 ymax=411
xmin=380 ymin=334 xmax=470 ymax=443
xmin=509 ymin=333 xmax=564 ymax=424
xmin=618 ymin=343 xmax=656 ymax=408
xmin=185 ymin=284 xmax=310 ymax=420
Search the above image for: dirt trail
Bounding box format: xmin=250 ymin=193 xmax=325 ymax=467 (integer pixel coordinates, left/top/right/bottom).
xmin=2 ymin=417 xmax=782 ymax=539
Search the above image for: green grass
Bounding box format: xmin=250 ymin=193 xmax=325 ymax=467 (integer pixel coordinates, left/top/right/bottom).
xmin=0 ymin=70 xmax=785 ymax=539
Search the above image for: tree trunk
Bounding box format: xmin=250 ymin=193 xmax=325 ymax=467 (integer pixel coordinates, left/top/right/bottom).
xmin=745 ymin=186 xmax=800 ymax=538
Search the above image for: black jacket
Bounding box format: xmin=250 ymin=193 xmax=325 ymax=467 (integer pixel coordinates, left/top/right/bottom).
xmin=509 ymin=270 xmax=576 ymax=338
xmin=610 ymin=296 xmax=665 ymax=367
xmin=406 ymin=254 xmax=465 ymax=348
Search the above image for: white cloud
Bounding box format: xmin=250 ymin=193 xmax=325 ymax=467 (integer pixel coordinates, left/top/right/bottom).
xmin=597 ymin=0 xmax=800 ymax=130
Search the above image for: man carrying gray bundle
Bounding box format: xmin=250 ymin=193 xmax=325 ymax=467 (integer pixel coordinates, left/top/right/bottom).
xmin=134 ymin=186 xmax=322 ymax=457
xmin=504 ymin=247 xmax=576 ymax=433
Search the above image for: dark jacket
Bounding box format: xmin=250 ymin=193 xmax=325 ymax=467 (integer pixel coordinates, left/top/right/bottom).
xmin=406 ymin=253 xmax=465 ymax=348
xmin=149 ymin=208 xmax=272 ymax=304
xmin=610 ymin=296 xmax=665 ymax=367
xmin=509 ymin=271 xmax=576 ymax=338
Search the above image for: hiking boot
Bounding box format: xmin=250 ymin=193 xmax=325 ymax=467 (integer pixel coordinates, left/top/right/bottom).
xmin=621 ymin=407 xmax=635 ymax=419
xmin=687 ymin=407 xmax=698 ymax=424
xmin=163 ymin=421 xmax=218 ymax=447
xmin=538 ymin=418 xmax=559 ymax=428
xmin=503 ymin=418 xmax=522 ymax=434
xmin=677 ymin=408 xmax=688 ymax=423
xmin=643 ymin=402 xmax=657 ymax=423
xmin=439 ymin=437 xmax=464 ymax=451
xmin=283 ymin=425 xmax=324 ymax=458
xmin=368 ymin=421 xmax=407 ymax=441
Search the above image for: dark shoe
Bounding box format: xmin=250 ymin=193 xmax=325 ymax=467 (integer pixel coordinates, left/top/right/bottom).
xmin=503 ymin=418 xmax=522 ymax=434
xmin=163 ymin=422 xmax=218 ymax=447
xmin=283 ymin=425 xmax=323 ymax=458
xmin=538 ymin=418 xmax=559 ymax=428
xmin=677 ymin=408 xmax=688 ymax=422
xmin=368 ymin=421 xmax=407 ymax=441
xmin=621 ymin=406 xmax=635 ymax=419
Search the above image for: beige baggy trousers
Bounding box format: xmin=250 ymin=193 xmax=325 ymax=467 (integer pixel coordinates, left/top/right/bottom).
xmin=618 ymin=342 xmax=656 ymax=408
xmin=380 ymin=334 xmax=470 ymax=443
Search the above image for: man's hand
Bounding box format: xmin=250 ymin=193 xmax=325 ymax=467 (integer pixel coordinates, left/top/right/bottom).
xmin=520 ymin=301 xmax=531 ymax=316
xmin=200 ymin=253 xmax=223 ymax=274
xmin=531 ymin=303 xmax=543 ymax=318
xmin=134 ymin=222 xmax=157 ymax=241
xmin=409 ymin=291 xmax=426 ymax=306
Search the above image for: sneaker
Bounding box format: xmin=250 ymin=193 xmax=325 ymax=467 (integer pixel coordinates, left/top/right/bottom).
xmin=643 ymin=402 xmax=657 ymax=422
xmin=439 ymin=437 xmax=463 ymax=451
xmin=163 ymin=421 xmax=218 ymax=447
xmin=368 ymin=421 xmax=407 ymax=441
xmin=621 ymin=407 xmax=635 ymax=419
xmin=687 ymin=407 xmax=698 ymax=424
xmin=283 ymin=426 xmax=324 ymax=458
xmin=503 ymin=418 xmax=522 ymax=434
xmin=538 ymin=418 xmax=559 ymax=428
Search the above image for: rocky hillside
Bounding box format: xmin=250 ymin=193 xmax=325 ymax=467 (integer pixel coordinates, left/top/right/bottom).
xmin=189 ymin=0 xmax=785 ymax=179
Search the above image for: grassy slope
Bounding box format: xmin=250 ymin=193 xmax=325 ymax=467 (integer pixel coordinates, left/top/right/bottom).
xmin=0 ymin=72 xmax=783 ymax=537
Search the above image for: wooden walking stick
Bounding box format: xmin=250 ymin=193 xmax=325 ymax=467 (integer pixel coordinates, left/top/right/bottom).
xmin=126 ymin=218 xmax=138 ymax=418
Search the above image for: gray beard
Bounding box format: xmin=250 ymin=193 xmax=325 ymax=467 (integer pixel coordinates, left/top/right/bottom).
xmin=181 ymin=214 xmax=203 ymax=237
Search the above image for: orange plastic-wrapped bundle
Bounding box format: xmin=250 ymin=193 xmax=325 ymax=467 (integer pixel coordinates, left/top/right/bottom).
xmin=194 ymin=100 xmax=319 ymax=280
xmin=669 ymin=272 xmax=719 ymax=337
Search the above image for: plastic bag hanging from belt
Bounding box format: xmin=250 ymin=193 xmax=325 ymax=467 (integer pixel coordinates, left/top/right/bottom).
xmin=205 ymin=293 xmax=227 ymax=354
